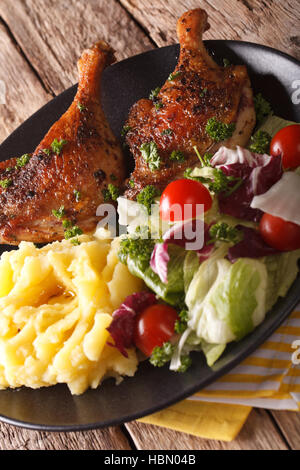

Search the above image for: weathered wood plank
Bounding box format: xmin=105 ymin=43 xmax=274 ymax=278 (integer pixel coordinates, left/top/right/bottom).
xmin=0 ymin=20 xmax=51 ymax=145
xmin=0 ymin=422 xmax=132 ymax=450
xmin=0 ymin=0 xmax=153 ymax=96
xmin=125 ymin=409 xmax=289 ymax=450
xmin=120 ymin=0 xmax=300 ymax=59
xmin=271 ymin=411 xmax=300 ymax=450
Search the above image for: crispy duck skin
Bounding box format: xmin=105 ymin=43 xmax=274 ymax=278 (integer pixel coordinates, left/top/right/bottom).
xmin=0 ymin=41 xmax=125 ymax=245
xmin=125 ymin=9 xmax=256 ymax=199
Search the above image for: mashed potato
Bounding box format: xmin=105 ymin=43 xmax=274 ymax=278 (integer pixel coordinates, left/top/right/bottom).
xmin=0 ymin=230 xmax=144 ymax=395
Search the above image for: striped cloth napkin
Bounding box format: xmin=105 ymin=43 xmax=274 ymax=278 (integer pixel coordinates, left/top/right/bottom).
xmin=139 ymin=304 xmax=300 ymax=441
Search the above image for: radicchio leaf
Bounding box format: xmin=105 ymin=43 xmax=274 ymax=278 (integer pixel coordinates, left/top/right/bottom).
xmin=211 ymin=146 xmax=283 ymax=222
xmin=106 ymin=291 xmax=157 ymax=357
xmin=151 ymin=220 xmax=210 ymax=284
xmin=150 ymin=242 xmax=170 ymax=284
xmin=227 ymin=225 xmax=279 ymax=263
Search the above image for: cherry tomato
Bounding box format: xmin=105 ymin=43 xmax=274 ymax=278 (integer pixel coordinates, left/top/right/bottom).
xmin=133 ymin=304 xmax=179 ymax=357
xmin=160 ymin=179 xmax=213 ymax=222
xmin=260 ymin=213 xmax=300 ymax=251
xmin=270 ymin=124 xmax=300 ymax=170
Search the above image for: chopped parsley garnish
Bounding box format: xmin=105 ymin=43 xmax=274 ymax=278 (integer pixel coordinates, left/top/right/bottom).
xmin=184 ymin=166 xmax=243 ymax=196
xmin=161 ymin=128 xmax=173 ymax=136
xmin=140 ymin=142 xmax=161 ymax=172
xmin=0 ymin=178 xmax=12 ymax=189
xmin=102 ymin=184 xmax=120 ymax=202
xmin=129 ymin=179 xmax=135 ymax=189
xmin=150 ymin=342 xmax=175 ymax=367
xmin=136 ymin=185 xmax=160 ymax=215
xmin=77 ymin=102 xmax=86 ymax=112
xmin=189 ymin=147 xmax=242 ymax=195
xmin=15 ymin=153 xmax=31 ymax=169
xmin=51 ymin=138 xmax=68 ymax=155
xmin=52 ymin=206 xmax=66 ymax=219
xmin=70 ymin=238 xmax=81 ymax=246
xmin=154 ymin=101 xmax=163 ymax=111
xmin=223 ymin=58 xmax=231 ymax=67
xmin=200 ymin=87 xmax=208 ymax=98
xmin=118 ymin=235 xmax=155 ymax=269
xmin=170 ymin=150 xmax=185 ymax=163
xmin=43 ymin=148 xmax=51 ymax=156
xmin=254 ymin=93 xmax=273 ymax=127
xmin=149 ymin=87 xmax=161 ymax=101
xmin=168 ymin=71 xmax=182 ymax=81
xmin=249 ymin=130 xmax=272 ymax=154
xmin=121 ymin=125 xmax=132 ymax=137
xmin=175 ymin=309 xmax=189 ymax=334
xmin=206 ymin=118 xmax=236 ymax=142
xmin=51 ymin=206 xmax=83 ymax=242
xmin=62 ymin=219 xmax=72 ymax=229
xmin=110 ymin=173 xmax=117 ymax=181
xmin=209 ymin=223 xmax=243 ymax=245
xmin=74 ymin=189 xmax=82 ymax=202
xmin=177 ymin=355 xmax=192 ymax=373
xmin=210 ymin=169 xmax=243 ymax=196
xmin=64 ymin=226 xmax=83 ymax=240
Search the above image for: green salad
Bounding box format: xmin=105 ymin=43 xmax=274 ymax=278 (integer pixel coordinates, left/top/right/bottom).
xmin=109 ymin=107 xmax=300 ymax=373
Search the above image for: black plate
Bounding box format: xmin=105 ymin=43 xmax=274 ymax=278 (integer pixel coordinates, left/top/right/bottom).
xmin=0 ymin=41 xmax=299 ymax=432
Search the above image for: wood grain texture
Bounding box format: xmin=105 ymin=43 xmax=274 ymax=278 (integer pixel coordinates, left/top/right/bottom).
xmin=125 ymin=409 xmax=288 ymax=450
xmin=271 ymin=411 xmax=300 ymax=450
xmin=0 ymin=19 xmax=51 ymax=145
xmin=0 ymin=0 xmax=153 ymax=95
xmin=120 ymin=0 xmax=300 ymax=59
xmin=0 ymin=422 xmax=131 ymax=450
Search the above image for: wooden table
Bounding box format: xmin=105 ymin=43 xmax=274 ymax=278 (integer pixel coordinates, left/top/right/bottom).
xmin=0 ymin=0 xmax=299 ymax=450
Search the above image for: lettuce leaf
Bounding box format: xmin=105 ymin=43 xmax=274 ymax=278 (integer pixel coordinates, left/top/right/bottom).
xmin=264 ymin=249 xmax=300 ymax=311
xmin=201 ymin=341 xmax=227 ymax=367
xmin=211 ymin=258 xmax=267 ymax=341
xmin=127 ymin=244 xmax=187 ymax=307
xmin=258 ymin=115 xmax=296 ymax=137
xmin=186 ymin=256 xmax=268 ymax=344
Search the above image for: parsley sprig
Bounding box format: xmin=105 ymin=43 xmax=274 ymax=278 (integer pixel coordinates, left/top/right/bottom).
xmin=118 ymin=234 xmax=155 ymax=270
xmin=102 ymin=184 xmax=120 ymax=202
xmin=206 ymin=117 xmax=236 ymax=142
xmin=249 ymin=130 xmax=271 ymax=154
xmin=52 ymin=206 xmax=66 ymax=219
xmin=170 ymin=150 xmax=185 ymax=163
xmin=208 ymin=223 xmax=243 ymax=245
xmin=140 ymin=142 xmax=161 ymax=172
xmin=254 ymin=93 xmax=273 ymax=127
xmin=150 ymin=342 xmax=175 ymax=367
xmin=174 ymin=309 xmax=189 ymax=334
xmin=137 ymin=185 xmax=160 ymax=215
xmin=64 ymin=225 xmax=83 ymax=240
xmin=185 ymin=147 xmax=243 ymax=197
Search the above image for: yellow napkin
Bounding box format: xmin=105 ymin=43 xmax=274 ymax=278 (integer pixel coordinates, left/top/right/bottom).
xmin=138 ymin=306 xmax=300 ymax=441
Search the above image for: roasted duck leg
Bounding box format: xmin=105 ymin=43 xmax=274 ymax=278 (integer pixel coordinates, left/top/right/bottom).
xmin=125 ymin=9 xmax=256 ymax=199
xmin=0 ymin=41 xmax=125 ymax=245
